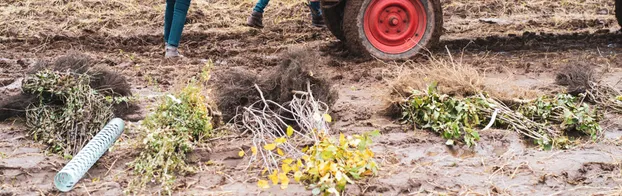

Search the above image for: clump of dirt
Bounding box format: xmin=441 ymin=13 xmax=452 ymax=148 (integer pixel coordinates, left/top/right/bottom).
xmin=555 ymin=64 xmax=622 ymax=113
xmin=212 ymin=48 xmax=338 ymax=122
xmin=0 ymin=93 xmax=37 ymax=121
xmin=0 ymin=53 xmax=137 ymax=121
xmin=555 ymin=64 xmax=597 ymax=95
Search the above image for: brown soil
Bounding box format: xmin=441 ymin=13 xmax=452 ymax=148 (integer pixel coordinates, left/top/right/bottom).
xmin=1 ymin=0 xmax=622 ymax=195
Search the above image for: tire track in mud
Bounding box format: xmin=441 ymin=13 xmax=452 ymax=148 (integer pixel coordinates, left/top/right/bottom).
xmin=1 ymin=27 xmax=331 ymax=61
xmin=4 ymin=28 xmax=622 ymax=64
xmin=438 ymin=30 xmax=622 ymax=53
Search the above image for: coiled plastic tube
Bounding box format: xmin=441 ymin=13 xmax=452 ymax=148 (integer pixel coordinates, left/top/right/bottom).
xmin=54 ymin=118 xmax=125 ymax=192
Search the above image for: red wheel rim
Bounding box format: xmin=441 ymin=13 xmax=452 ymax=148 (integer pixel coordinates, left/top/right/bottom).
xmin=363 ymin=0 xmax=427 ymax=54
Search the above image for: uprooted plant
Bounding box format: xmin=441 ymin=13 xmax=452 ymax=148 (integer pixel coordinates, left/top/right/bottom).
xmin=401 ymin=83 xmax=602 ymax=148
xmin=128 ymin=81 xmax=214 ymax=195
xmin=23 ymin=69 xmax=130 ymax=157
xmin=254 ymin=131 xmax=380 ymax=195
xmin=235 ymin=84 xmax=379 ymax=195
xmin=556 ymin=64 xmax=622 ymax=114
xmin=5 ymin=53 xmax=134 ymax=157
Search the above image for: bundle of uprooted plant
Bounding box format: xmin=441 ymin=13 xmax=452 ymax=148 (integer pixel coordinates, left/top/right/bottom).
xmin=400 ymin=82 xmax=602 ymax=149
xmin=555 ymin=64 xmax=622 ymax=114
xmin=24 ymin=70 xmax=115 ymax=157
xmin=235 ymin=84 xmax=379 ymax=195
xmin=127 ymin=81 xmax=215 ymax=195
xmin=22 ymin=53 xmax=133 ymax=157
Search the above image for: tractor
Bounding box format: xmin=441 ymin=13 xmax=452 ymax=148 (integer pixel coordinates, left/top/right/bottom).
xmin=320 ymin=0 xmax=622 ymax=60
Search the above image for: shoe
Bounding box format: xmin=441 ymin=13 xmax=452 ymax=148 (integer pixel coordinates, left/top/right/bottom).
xmin=165 ymin=45 xmax=184 ymax=58
xmin=311 ymin=14 xmax=325 ymax=27
xmin=246 ymin=11 xmax=264 ymax=28
xmin=309 ymin=5 xmax=325 ymax=27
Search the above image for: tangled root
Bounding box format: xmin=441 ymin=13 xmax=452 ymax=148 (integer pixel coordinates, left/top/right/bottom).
xmin=212 ymin=48 xmax=338 ymax=122
xmin=211 ymin=67 xmax=262 ymax=122
xmin=556 ymin=64 xmax=621 ymax=113
xmin=555 ymin=64 xmax=596 ymax=96
xmin=31 ymin=52 xmax=133 ymax=97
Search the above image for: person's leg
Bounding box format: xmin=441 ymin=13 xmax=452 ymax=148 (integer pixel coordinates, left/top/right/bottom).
xmin=164 ymin=0 xmax=176 ymax=43
xmin=247 ymin=0 xmax=270 ymax=28
xmin=309 ymin=0 xmax=325 ymax=27
xmin=165 ymin=0 xmax=191 ymax=57
xmin=167 ymin=0 xmax=191 ymax=47
xmin=309 ymin=0 xmax=321 ymax=16
xmin=253 ymin=0 xmax=270 ymax=13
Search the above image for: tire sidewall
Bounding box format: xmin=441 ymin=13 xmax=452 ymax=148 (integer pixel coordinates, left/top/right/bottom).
xmin=616 ymin=0 xmax=622 ymax=27
xmin=355 ymin=0 xmax=438 ymax=60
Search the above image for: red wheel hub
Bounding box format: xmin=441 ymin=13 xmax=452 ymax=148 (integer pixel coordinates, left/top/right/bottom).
xmin=363 ymin=0 xmax=427 ymax=54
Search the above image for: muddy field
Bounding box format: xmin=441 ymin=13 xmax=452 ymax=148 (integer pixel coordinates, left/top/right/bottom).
xmin=1 ymin=0 xmax=622 ymax=195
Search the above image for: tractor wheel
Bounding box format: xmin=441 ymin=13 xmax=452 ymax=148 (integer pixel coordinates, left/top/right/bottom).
xmin=343 ymin=0 xmax=443 ymax=60
xmin=321 ymin=0 xmax=346 ymax=41
xmin=617 ymin=0 xmax=622 ymax=27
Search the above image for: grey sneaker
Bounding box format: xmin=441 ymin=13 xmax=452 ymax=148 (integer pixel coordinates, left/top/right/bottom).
xmin=246 ymin=11 xmax=264 ymax=28
xmin=165 ymin=45 xmax=183 ymax=58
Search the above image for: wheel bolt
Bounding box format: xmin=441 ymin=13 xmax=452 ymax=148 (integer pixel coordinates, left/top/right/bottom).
xmin=385 ymin=10 xmax=389 ymax=13
xmin=385 ymin=30 xmax=389 ymax=33
xmin=397 ymin=29 xmax=401 ymax=33
xmin=415 ymin=33 xmax=419 ymax=37
xmin=403 ymin=20 xmax=408 ymax=23
xmin=380 ymin=20 xmax=383 ymax=23
xmin=389 ymin=18 xmax=399 ymax=26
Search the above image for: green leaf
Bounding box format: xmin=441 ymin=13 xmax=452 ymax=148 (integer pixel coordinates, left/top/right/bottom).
xmin=312 ymin=188 xmax=321 ymax=195
xmin=471 ymin=131 xmax=480 ymax=140
xmin=321 ymin=150 xmax=334 ymax=160
xmin=368 ymin=130 xmax=381 ymax=137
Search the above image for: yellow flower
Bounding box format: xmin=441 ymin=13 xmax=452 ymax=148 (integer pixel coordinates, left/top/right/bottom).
xmin=238 ymin=150 xmax=245 ymax=157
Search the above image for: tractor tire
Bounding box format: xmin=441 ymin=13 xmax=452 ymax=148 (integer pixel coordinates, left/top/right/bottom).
xmin=617 ymin=0 xmax=622 ymax=27
xmin=343 ymin=0 xmax=443 ymax=60
xmin=321 ymin=0 xmax=346 ymax=41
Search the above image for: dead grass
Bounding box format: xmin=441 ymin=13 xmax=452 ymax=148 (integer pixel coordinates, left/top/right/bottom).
xmin=390 ymin=50 xmax=485 ymax=99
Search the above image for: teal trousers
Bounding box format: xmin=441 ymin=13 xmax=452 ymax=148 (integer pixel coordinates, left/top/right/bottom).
xmin=164 ymin=0 xmax=191 ymax=47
